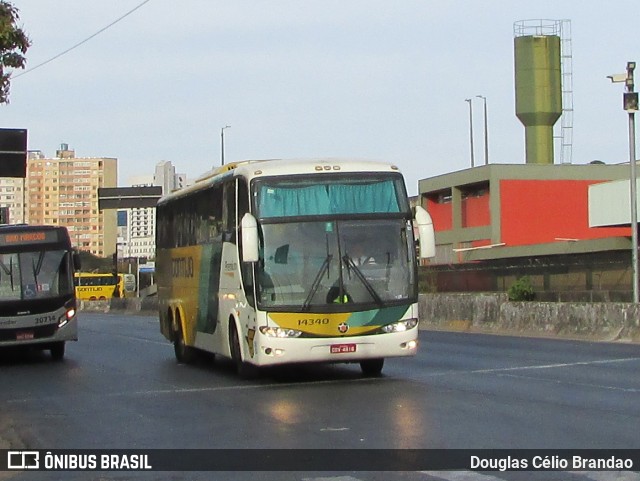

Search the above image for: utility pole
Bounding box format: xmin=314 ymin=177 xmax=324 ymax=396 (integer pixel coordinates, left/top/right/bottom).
xmin=221 ymin=125 xmax=231 ymax=166
xmin=608 ymin=62 xmax=638 ymax=303
xmin=476 ymin=95 xmax=489 ymax=165
xmin=465 ymin=99 xmax=475 ymax=167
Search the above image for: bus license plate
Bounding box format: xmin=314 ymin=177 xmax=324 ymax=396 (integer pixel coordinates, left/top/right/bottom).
xmin=331 ymin=343 xmax=356 ymax=354
xmin=16 ymin=331 xmax=34 ymax=341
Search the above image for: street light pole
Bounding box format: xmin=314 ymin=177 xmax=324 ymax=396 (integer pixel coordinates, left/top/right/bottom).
xmin=629 ymin=107 xmax=638 ymax=304
xmin=609 ymin=62 xmax=639 ymax=303
xmin=476 ymin=95 xmax=489 ymax=165
xmin=626 ymin=63 xmax=638 ymax=304
xmin=465 ymin=99 xmax=475 ymax=168
xmin=221 ymin=125 xmax=231 ymax=166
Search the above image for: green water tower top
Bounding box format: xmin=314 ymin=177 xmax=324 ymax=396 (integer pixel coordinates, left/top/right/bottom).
xmin=514 ymin=20 xmax=564 ymax=165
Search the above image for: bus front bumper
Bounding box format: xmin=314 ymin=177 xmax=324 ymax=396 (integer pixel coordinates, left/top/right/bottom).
xmin=0 ymin=317 xmax=78 ymax=348
xmin=249 ymin=327 xmax=418 ymax=367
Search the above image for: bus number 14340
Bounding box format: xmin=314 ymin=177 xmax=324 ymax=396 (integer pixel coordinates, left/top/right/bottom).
xmin=297 ymin=318 xmax=330 ymax=326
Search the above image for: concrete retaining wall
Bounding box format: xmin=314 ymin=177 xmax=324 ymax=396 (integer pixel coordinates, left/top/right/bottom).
xmin=80 ymin=294 xmax=640 ymax=342
xmin=419 ymin=293 xmax=640 ymax=342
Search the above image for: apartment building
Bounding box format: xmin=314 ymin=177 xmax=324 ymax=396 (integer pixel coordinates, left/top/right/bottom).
xmin=117 ymin=161 xmax=187 ymax=261
xmin=1 ymin=148 xmax=187 ymax=262
xmin=26 ymin=145 xmax=118 ymax=257
xmin=0 ymin=176 xmax=24 ymax=224
xmin=117 ymin=191 xmax=156 ymax=261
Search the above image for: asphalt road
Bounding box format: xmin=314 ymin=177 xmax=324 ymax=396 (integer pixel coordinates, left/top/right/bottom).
xmin=1 ymin=312 xmax=639 ymax=481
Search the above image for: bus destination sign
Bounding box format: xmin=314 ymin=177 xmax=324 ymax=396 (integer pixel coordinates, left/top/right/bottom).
xmin=0 ymin=230 xmax=59 ymax=246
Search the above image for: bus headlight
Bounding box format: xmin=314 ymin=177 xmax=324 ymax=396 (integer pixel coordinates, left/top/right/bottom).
xmin=381 ymin=318 xmax=418 ymax=333
xmin=58 ymin=302 xmax=77 ymax=328
xmin=259 ymin=326 xmax=303 ymax=338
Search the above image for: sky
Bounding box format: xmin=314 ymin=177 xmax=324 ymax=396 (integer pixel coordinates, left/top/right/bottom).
xmin=2 ymin=1 xmax=639 ymax=196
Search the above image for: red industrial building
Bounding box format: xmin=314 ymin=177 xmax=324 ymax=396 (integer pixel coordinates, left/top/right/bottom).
xmin=417 ymin=163 xmax=635 ymax=300
xmin=414 ymin=19 xmax=639 ymax=299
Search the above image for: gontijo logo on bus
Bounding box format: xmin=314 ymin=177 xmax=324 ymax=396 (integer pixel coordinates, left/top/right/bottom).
xmin=77 ymin=287 xmax=105 ymax=292
xmin=171 ymin=257 xmax=194 ymax=278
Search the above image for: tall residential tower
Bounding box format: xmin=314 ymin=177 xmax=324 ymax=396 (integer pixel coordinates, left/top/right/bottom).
xmin=26 ymin=145 xmax=118 ymax=256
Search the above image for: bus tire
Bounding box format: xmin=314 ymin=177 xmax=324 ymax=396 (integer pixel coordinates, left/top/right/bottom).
xmin=360 ymin=358 xmax=384 ymax=377
xmin=50 ymin=342 xmax=65 ymax=361
xmin=229 ymin=322 xmax=259 ymax=379
xmin=173 ymin=323 xmax=197 ymax=364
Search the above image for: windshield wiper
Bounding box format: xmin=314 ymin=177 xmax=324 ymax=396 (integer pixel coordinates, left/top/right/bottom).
xmin=32 ymin=251 xmax=45 ymax=287
xmin=0 ymin=257 xmax=15 ymax=290
xmin=343 ymin=255 xmax=384 ymax=306
xmin=302 ymin=254 xmax=332 ymax=311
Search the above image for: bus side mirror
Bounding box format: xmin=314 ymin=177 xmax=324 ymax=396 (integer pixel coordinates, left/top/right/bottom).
xmin=73 ymin=251 xmax=82 ymax=270
xmin=241 ymin=213 xmax=259 ymax=263
xmin=414 ymin=206 xmax=435 ymax=259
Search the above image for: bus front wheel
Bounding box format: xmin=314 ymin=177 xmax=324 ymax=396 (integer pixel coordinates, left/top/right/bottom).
xmin=229 ymin=322 xmax=259 ymax=379
xmin=50 ymin=342 xmax=65 ymax=361
xmin=360 ymin=358 xmax=384 ymax=377
xmin=173 ymin=324 xmax=197 ymax=364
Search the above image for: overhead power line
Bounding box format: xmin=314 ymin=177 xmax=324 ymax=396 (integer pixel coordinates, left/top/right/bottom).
xmin=13 ymin=0 xmax=153 ymax=79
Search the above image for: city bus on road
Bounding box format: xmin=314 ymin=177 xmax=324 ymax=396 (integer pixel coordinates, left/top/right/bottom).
xmin=74 ymin=272 xmax=135 ymax=300
xmin=0 ymin=224 xmax=80 ymax=360
xmin=156 ymin=159 xmax=435 ymax=377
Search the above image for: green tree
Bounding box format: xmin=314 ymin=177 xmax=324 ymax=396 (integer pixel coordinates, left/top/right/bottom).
xmin=0 ymin=1 xmax=29 ymax=104
xmin=507 ymin=276 xmax=535 ymax=301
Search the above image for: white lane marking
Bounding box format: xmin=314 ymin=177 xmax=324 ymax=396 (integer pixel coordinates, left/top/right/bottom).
xmin=125 ymin=375 xmax=386 ymax=396
xmin=498 ymin=372 xmax=640 ymax=393
xmin=423 ymin=473 xmax=640 ymax=481
xmin=449 ymin=357 xmax=640 ymax=394
xmin=303 ymin=477 xmax=362 ymax=481
xmin=421 ymin=472 xmax=505 ymax=481
xmin=576 ymin=472 xmax=640 ymax=481
xmin=421 ymin=356 xmax=640 ymax=393
xmin=4 ymin=376 xmax=387 ymax=404
xmin=465 ymin=357 xmax=640 ymax=375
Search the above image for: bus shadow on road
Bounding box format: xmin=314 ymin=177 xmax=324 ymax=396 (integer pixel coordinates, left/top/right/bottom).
xmin=0 ymin=347 xmax=66 ymax=366
xmin=177 ymin=350 xmax=385 ymax=384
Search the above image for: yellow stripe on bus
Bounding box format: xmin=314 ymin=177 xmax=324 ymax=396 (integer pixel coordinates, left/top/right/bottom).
xmin=269 ymin=312 xmax=378 ymax=336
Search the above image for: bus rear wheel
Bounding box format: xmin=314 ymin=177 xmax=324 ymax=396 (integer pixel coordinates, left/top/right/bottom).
xmin=229 ymin=322 xmax=259 ymax=379
xmin=173 ymin=325 xmax=197 ymax=364
xmin=50 ymin=342 xmax=65 ymax=361
xmin=360 ymin=358 xmax=384 ymax=377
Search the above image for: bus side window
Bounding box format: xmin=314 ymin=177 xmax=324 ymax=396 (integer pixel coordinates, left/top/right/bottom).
xmin=237 ymin=179 xmax=249 ymax=219
xmin=222 ymin=180 xmax=236 ymax=243
xmin=205 ymin=185 xmax=223 ymax=242
xmin=195 ymin=189 xmax=212 ymax=244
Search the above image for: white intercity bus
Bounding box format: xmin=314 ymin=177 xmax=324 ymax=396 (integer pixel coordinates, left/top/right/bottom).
xmin=0 ymin=224 xmax=81 ymax=360
xmin=156 ymin=159 xmax=434 ymax=377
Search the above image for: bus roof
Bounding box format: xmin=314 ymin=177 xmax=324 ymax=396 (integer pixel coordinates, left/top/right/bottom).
xmin=0 ymin=224 xmax=66 ymax=234
xmin=158 ymin=158 xmax=403 ymax=206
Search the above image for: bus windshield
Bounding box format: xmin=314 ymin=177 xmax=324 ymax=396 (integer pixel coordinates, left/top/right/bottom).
xmin=0 ymin=250 xmax=73 ymax=301
xmin=255 ymin=174 xmax=409 ymax=218
xmin=256 ymin=218 xmax=416 ymax=311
